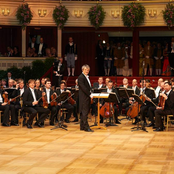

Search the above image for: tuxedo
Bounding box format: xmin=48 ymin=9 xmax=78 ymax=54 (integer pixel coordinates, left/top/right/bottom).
xmin=155 ymin=90 xmax=174 ymax=129
xmin=23 ymin=88 xmax=50 ymax=126
xmin=56 ymin=89 xmax=73 ymax=122
xmin=132 ymin=86 xmax=140 ymax=96
xmin=37 ymin=43 xmax=47 ymax=57
xmin=53 ymin=60 xmax=65 ymax=87
xmin=140 ymin=87 xmax=156 ymax=122
xmin=78 ymin=73 xmax=91 ymax=130
xmin=28 ymin=42 xmax=38 ymax=52
xmin=43 ymin=88 xmax=58 ymax=124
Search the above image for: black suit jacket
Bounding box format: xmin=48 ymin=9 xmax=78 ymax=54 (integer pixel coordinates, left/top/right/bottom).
xmin=164 ymin=90 xmax=174 ymax=115
xmin=78 ymin=73 xmax=91 ymax=113
xmin=12 ymin=87 xmax=27 ymax=104
xmin=37 ymin=43 xmax=47 ymax=56
xmin=133 ymin=86 xmax=140 ymax=96
xmin=43 ymin=88 xmax=55 ymax=104
xmin=144 ymin=88 xmax=155 ymax=105
xmin=23 ymin=88 xmax=40 ymax=107
xmin=93 ymin=82 xmax=105 ymax=89
xmin=53 ymin=61 xmax=65 ymax=76
xmin=28 ymin=42 xmax=38 ymax=52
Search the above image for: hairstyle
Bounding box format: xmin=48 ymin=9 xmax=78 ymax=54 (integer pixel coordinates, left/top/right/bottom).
xmin=164 ymin=81 xmax=171 ymax=86
xmin=45 ymin=80 xmax=51 ymax=84
xmin=82 ymin=64 xmax=90 ymax=71
xmin=28 ymin=79 xmax=35 ymax=84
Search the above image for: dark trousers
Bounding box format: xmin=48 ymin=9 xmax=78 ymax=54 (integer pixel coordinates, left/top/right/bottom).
xmin=80 ymin=104 xmax=90 ymax=130
xmin=155 ymin=109 xmax=173 ymax=128
xmin=140 ymin=105 xmax=151 ymax=122
xmin=148 ymin=106 xmax=156 ymax=124
xmin=73 ymin=103 xmax=78 ymax=120
xmin=11 ymin=104 xmax=21 ymax=124
xmin=62 ymin=103 xmax=73 ymax=120
xmin=23 ymin=106 xmax=50 ymax=125
xmin=118 ymin=98 xmax=129 ymax=114
xmin=48 ymin=105 xmax=59 ymax=123
xmin=0 ymin=105 xmax=9 ymax=124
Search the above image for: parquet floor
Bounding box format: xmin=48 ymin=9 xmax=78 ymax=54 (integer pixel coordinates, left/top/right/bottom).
xmin=0 ymin=116 xmax=174 ymax=174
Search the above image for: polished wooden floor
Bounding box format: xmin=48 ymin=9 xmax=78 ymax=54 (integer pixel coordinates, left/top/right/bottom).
xmin=0 ymin=116 xmax=174 ymax=174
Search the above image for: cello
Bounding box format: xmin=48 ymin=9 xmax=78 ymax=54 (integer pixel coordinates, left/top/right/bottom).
xmin=100 ymin=102 xmax=114 ymax=118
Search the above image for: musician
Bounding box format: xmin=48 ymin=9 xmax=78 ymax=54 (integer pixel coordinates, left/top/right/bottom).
xmin=56 ymin=82 xmax=74 ymax=123
xmin=11 ymin=79 xmax=26 ymax=125
xmin=53 ymin=57 xmax=65 ymax=87
xmin=65 ymin=37 xmax=77 ymax=76
xmin=42 ymin=80 xmax=58 ymax=126
xmin=105 ymin=77 xmax=111 ymax=88
xmin=147 ymin=82 xmax=165 ymax=127
xmin=102 ymin=81 xmax=120 ymax=124
xmin=140 ymin=79 xmax=155 ymax=124
xmin=40 ymin=78 xmax=46 ymax=88
xmin=118 ymin=78 xmax=131 ymax=115
xmin=155 ymin=78 xmax=163 ymax=98
xmin=78 ymin=64 xmax=93 ymax=132
xmin=154 ymin=81 xmax=174 ymax=131
xmin=132 ymin=79 xmax=140 ymax=95
xmin=93 ymin=77 xmax=104 ymax=89
xmin=23 ymin=79 xmax=50 ymax=129
xmin=0 ymin=90 xmax=11 ymax=126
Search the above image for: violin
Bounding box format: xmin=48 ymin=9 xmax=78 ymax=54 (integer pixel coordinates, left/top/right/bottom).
xmin=158 ymin=94 xmax=166 ymax=110
xmin=42 ymin=92 xmax=48 ymax=108
xmin=8 ymin=95 xmax=20 ymax=105
xmin=50 ymin=93 xmax=58 ymax=106
xmin=2 ymin=93 xmax=9 ymax=103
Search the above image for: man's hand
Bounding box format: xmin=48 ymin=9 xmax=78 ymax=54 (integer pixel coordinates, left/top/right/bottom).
xmin=90 ymin=94 xmax=93 ymax=99
xmin=156 ymin=106 xmax=162 ymax=110
xmin=146 ymin=56 xmax=149 ymax=59
xmin=58 ymin=103 xmax=61 ymax=106
xmin=2 ymin=102 xmax=7 ymax=106
xmin=65 ymin=56 xmax=67 ymax=61
xmin=32 ymin=101 xmax=38 ymax=106
xmin=75 ymin=57 xmax=77 ymax=60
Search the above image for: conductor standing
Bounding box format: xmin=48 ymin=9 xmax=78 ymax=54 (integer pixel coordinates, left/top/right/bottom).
xmin=78 ymin=64 xmax=94 ymax=132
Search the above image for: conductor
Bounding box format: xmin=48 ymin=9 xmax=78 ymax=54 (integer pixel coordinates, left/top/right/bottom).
xmin=78 ymin=64 xmax=94 ymax=132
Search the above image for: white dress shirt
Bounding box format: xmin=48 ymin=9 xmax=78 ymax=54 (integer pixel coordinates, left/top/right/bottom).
xmin=29 ymin=88 xmax=37 ymax=102
xmin=20 ymin=88 xmax=24 ymax=96
xmin=31 ymin=42 xmax=34 ymax=48
xmin=38 ymin=43 xmax=43 ymax=54
xmin=0 ymin=94 xmax=3 ymax=103
xmin=46 ymin=88 xmax=50 ymax=104
xmin=107 ymin=88 xmax=112 ymax=93
xmin=83 ymin=73 xmax=91 ymax=87
xmin=155 ymin=86 xmax=161 ymax=98
xmin=99 ymin=84 xmax=103 ymax=89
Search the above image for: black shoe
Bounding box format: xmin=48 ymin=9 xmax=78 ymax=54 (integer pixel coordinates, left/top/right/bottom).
xmin=27 ymin=124 xmax=32 ymax=129
xmin=153 ymin=127 xmax=163 ymax=132
xmin=65 ymin=120 xmax=70 ymax=123
xmin=34 ymin=122 xmax=44 ymax=128
xmin=147 ymin=123 xmax=154 ymax=127
xmin=50 ymin=122 xmax=55 ymax=126
xmin=132 ymin=119 xmax=141 ymax=125
xmin=11 ymin=122 xmax=19 ymax=126
xmin=84 ymin=128 xmax=94 ymax=132
xmin=153 ymin=125 xmax=157 ymax=129
xmin=2 ymin=123 xmax=10 ymax=127
xmin=115 ymin=120 xmax=121 ymax=124
xmin=72 ymin=118 xmax=78 ymax=122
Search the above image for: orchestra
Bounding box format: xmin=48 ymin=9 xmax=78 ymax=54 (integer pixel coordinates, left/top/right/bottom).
xmin=0 ymin=73 xmax=173 ymax=132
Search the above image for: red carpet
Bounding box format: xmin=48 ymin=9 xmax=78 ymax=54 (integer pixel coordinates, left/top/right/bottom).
xmin=64 ymin=76 xmax=171 ymax=88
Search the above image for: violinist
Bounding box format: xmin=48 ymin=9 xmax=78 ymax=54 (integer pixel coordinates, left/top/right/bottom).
xmin=154 ymin=81 xmax=174 ymax=131
xmin=155 ymin=78 xmax=163 ymax=98
xmin=42 ymin=80 xmax=58 ymax=126
xmin=104 ymin=77 xmax=111 ymax=88
xmin=0 ymin=89 xmax=10 ymax=126
xmin=102 ymin=81 xmax=120 ymax=124
xmin=11 ymin=79 xmax=26 ymax=125
xmin=56 ymin=82 xmax=73 ymax=123
xmin=146 ymin=82 xmax=165 ymax=127
xmin=40 ymin=78 xmax=46 ymax=88
xmin=140 ymin=79 xmax=156 ymax=124
xmin=23 ymin=79 xmax=50 ymax=129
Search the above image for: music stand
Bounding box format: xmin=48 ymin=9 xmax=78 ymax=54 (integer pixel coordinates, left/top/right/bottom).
xmin=51 ymin=91 xmax=69 ymax=131
xmin=102 ymin=92 xmax=120 ymax=127
xmin=131 ymin=94 xmax=148 ymax=132
xmin=117 ymin=88 xmax=134 ymax=120
xmin=90 ymin=88 xmax=106 ymax=127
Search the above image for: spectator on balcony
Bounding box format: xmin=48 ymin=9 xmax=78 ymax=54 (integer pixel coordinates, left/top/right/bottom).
xmin=13 ymin=46 xmax=20 ymax=57
xmin=51 ymin=47 xmax=57 ymax=57
xmin=37 ymin=37 xmax=47 ymax=57
xmin=5 ymin=46 xmax=13 ymax=57
xmin=28 ymin=37 xmax=37 ymax=53
xmin=6 ymin=72 xmax=13 ymax=87
xmin=27 ymin=48 xmax=37 ymax=57
xmin=65 ymin=37 xmax=77 ymax=76
xmin=45 ymin=48 xmax=52 ymax=57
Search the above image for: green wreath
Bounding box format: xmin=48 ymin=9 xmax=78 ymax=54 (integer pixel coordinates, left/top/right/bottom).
xmin=122 ymin=3 xmax=145 ymax=30
xmin=88 ymin=5 xmax=106 ymax=29
xmin=53 ymin=5 xmax=69 ymax=29
xmin=16 ymin=3 xmax=33 ymax=30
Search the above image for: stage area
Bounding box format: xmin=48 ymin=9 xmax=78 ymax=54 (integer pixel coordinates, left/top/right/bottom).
xmin=0 ymin=116 xmax=174 ymax=174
